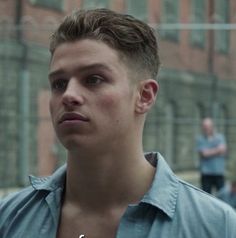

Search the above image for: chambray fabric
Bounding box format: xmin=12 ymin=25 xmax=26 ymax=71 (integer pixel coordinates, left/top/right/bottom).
xmin=196 ymin=133 xmax=226 ymax=175
xmin=1 ymin=152 xmax=236 ymax=238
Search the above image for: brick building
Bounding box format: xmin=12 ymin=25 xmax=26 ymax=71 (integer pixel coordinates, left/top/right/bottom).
xmin=0 ymin=0 xmax=236 ymax=187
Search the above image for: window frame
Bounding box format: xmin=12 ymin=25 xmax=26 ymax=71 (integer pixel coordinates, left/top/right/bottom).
xmin=214 ymin=0 xmax=230 ymax=54
xmin=126 ymin=0 xmax=148 ymax=22
xmin=29 ymin=0 xmax=64 ymax=11
xmin=160 ymin=0 xmax=180 ymax=42
xmin=190 ymin=0 xmax=206 ymax=48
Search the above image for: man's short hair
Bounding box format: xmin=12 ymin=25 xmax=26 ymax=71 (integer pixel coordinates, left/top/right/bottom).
xmin=50 ymin=8 xmax=161 ymax=79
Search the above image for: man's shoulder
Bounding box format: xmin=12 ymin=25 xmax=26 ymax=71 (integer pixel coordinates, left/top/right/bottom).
xmin=1 ymin=164 xmax=65 ymax=209
xmin=177 ymin=179 xmax=236 ymax=218
xmin=0 ymin=167 xmax=66 ymax=237
xmin=196 ymin=135 xmax=206 ymax=145
xmin=0 ymin=165 xmax=66 ymax=216
xmin=214 ymin=133 xmax=226 ymax=142
xmin=0 ymin=186 xmax=36 ymax=216
xmin=0 ymin=186 xmax=40 ymax=233
xmin=196 ymin=134 xmax=204 ymax=141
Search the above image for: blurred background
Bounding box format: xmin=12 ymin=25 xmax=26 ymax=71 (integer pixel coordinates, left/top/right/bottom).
xmin=1 ymin=0 xmax=236 ymax=197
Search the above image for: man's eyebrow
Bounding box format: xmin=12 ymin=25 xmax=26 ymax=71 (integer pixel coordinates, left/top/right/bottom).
xmin=80 ymin=63 xmax=112 ymax=72
xmin=48 ymin=63 xmax=112 ymax=79
xmin=48 ymin=69 xmax=65 ymax=80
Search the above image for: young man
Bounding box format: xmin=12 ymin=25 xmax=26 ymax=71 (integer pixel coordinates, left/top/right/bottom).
xmin=196 ymin=117 xmax=227 ymax=194
xmin=1 ymin=8 xmax=236 ymax=238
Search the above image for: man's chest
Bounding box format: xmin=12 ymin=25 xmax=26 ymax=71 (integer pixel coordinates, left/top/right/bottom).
xmin=56 ymin=210 xmax=121 ymax=238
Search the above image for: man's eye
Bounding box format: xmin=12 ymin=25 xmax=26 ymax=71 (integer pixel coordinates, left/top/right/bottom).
xmin=51 ymin=79 xmax=68 ymax=91
xmin=85 ymin=75 xmax=104 ymax=85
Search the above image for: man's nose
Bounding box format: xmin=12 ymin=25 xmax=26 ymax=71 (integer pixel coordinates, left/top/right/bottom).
xmin=62 ymin=78 xmax=84 ymax=107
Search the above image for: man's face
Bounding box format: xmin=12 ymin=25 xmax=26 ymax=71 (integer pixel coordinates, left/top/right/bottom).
xmin=49 ymin=39 xmax=138 ymax=151
xmin=202 ymin=118 xmax=214 ymax=136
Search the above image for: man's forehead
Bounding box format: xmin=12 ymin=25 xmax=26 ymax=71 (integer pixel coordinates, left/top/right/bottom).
xmin=51 ymin=40 xmax=124 ymax=64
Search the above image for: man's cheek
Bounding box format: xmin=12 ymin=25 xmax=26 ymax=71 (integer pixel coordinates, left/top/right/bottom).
xmin=103 ymin=95 xmax=117 ymax=106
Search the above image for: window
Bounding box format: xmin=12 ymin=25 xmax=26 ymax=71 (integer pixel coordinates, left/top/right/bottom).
xmin=160 ymin=0 xmax=179 ymax=41
xmin=190 ymin=0 xmax=206 ymax=48
xmin=214 ymin=0 xmax=229 ymax=54
xmin=29 ymin=0 xmax=64 ymax=11
xmin=126 ymin=0 xmax=148 ymax=22
xmin=82 ymin=0 xmax=109 ymax=9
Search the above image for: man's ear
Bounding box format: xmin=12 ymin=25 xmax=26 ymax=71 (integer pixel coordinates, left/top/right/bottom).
xmin=135 ymin=79 xmax=159 ymax=114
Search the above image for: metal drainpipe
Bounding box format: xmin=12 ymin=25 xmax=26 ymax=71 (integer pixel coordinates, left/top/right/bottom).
xmin=208 ymin=0 xmax=218 ymax=119
xmin=15 ymin=0 xmax=23 ymax=40
xmin=208 ymin=0 xmax=214 ymax=75
xmin=15 ymin=0 xmax=30 ymax=186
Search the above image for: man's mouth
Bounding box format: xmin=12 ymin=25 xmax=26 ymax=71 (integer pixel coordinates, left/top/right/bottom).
xmin=58 ymin=112 xmax=89 ymax=124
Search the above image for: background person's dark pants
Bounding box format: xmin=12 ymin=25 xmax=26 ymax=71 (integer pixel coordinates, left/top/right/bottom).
xmin=201 ymin=175 xmax=225 ymax=194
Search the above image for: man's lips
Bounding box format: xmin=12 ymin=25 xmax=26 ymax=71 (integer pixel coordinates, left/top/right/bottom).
xmin=58 ymin=112 xmax=89 ymax=124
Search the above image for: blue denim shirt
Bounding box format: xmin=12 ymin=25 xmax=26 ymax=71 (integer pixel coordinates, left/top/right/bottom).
xmin=196 ymin=133 xmax=226 ymax=175
xmin=1 ymin=152 xmax=236 ymax=238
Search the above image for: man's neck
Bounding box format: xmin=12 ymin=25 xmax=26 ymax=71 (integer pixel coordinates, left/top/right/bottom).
xmin=63 ymin=148 xmax=156 ymax=213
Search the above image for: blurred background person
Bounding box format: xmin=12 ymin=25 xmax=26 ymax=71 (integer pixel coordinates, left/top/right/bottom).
xmin=196 ymin=117 xmax=227 ymax=194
